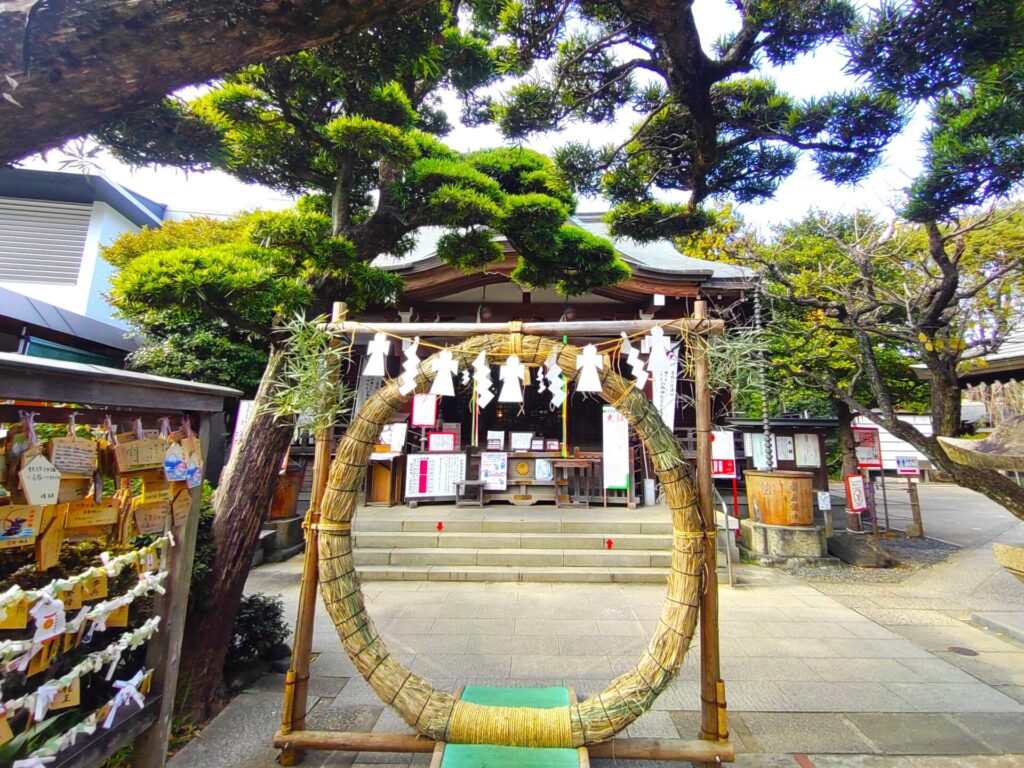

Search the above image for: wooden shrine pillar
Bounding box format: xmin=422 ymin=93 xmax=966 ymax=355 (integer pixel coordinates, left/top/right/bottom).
xmin=279 ymin=302 xmax=346 ymax=766
xmin=694 ymin=300 xmax=728 ymax=755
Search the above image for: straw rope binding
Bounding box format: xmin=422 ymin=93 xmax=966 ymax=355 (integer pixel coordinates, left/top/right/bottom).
xmin=316 ymin=334 xmax=704 ymax=747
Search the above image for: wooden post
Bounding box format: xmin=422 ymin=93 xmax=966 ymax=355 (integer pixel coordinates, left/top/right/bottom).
xmin=132 ymin=414 xmax=212 ymax=768
xmin=906 ymin=478 xmax=924 ymax=538
xmin=693 ymin=300 xmax=727 ymax=754
xmin=279 ymin=302 xmax=346 ymax=766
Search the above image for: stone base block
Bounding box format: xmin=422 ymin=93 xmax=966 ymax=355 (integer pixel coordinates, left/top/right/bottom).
xmin=264 ymin=514 xmax=304 ymax=551
xmin=739 ymin=519 xmax=832 ymax=567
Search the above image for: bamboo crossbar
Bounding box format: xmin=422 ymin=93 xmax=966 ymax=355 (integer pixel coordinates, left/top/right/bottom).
xmin=322 ymin=318 xmax=724 ymax=337
xmin=272 ymin=730 xmax=735 ymax=762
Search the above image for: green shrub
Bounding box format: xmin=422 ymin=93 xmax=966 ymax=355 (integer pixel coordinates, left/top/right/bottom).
xmin=228 ymin=593 xmax=289 ymax=665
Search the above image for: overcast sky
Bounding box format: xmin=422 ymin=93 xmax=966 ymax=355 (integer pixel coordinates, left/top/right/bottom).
xmin=18 ymin=0 xmax=929 ymax=234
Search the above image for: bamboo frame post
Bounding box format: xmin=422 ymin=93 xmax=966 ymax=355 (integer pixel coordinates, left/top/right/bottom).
xmin=694 ymin=300 xmax=728 ymax=754
xmin=278 ymin=302 xmax=347 ymax=766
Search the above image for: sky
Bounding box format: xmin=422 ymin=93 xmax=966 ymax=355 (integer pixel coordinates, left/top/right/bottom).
xmin=17 ymin=0 xmax=930 ymax=233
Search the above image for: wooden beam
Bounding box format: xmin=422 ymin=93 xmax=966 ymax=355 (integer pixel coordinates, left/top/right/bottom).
xmin=271 ymin=731 xmax=735 ymax=762
xmin=325 ymin=318 xmax=723 ymax=338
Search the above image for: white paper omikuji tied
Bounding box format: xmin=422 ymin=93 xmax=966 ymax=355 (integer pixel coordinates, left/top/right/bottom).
xmin=472 ymin=351 xmax=494 ymax=409
xmin=362 ymin=332 xmax=389 ymax=377
xmin=498 ymin=354 xmax=525 ymax=403
xmin=575 ymin=343 xmax=604 ymax=393
xmin=645 ymin=325 xmax=674 ymax=373
xmin=428 ymin=349 xmax=459 ymax=398
xmin=397 ymin=337 xmax=421 ymax=396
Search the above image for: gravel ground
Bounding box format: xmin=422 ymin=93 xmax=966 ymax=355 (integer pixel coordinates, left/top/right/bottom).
xmin=787 ymin=535 xmax=960 ymax=584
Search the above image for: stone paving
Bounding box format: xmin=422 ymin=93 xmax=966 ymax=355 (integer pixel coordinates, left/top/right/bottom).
xmin=171 ymin=550 xmax=1024 ymax=768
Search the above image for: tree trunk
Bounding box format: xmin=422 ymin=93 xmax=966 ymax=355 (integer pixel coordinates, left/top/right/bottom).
xmin=0 ymin=0 xmax=429 ymax=163
xmin=855 ymin=407 xmax=1024 ymax=523
xmin=177 ymin=347 xmax=295 ymax=720
xmin=834 ymin=398 xmax=859 ymax=478
xmin=929 ymin=358 xmax=963 ymax=437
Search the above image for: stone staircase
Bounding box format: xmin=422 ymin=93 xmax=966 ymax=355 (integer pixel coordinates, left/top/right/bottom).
xmin=352 ymin=505 xmax=676 ymax=583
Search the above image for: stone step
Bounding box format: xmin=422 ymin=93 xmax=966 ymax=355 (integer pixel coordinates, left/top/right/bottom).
xmin=355 ymin=564 xmax=671 ymax=583
xmin=353 ymin=547 xmax=673 ymax=568
xmin=352 ymin=531 xmax=673 ymax=551
xmin=353 ymin=513 xmax=672 ymax=536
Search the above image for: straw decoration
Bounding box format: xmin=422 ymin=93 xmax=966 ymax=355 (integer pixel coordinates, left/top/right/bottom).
xmin=315 ymin=333 xmax=704 ymax=747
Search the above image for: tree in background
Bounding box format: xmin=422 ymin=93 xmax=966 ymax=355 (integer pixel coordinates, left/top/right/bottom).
xmin=473 ymin=0 xmax=905 ymax=240
xmin=749 ymin=209 xmax=1024 ymax=518
xmin=101 ymin=4 xmax=626 ymax=719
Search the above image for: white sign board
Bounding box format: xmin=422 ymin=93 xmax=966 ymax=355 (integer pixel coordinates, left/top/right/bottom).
xmin=602 ymin=406 xmax=630 ymax=490
xmin=19 ymin=455 xmax=61 ymax=506
xmin=794 ymin=433 xmax=821 ymax=468
xmin=745 ymin=432 xmax=776 ymax=470
xmin=411 ymin=394 xmax=438 ymax=427
xmin=509 ymin=432 xmax=533 ymax=451
xmin=379 ymin=422 xmax=408 ymax=452
xmin=232 ymin=400 xmax=255 ymax=450
xmin=711 ymin=431 xmax=736 ymax=478
xmin=404 ymin=453 xmax=466 ymax=498
xmin=895 ymin=455 xmax=920 ymax=477
xmin=775 ymin=435 xmax=795 ymax=462
xmin=479 ymin=452 xmax=508 ymax=491
xmin=650 ymin=347 xmax=677 ymax=432
xmin=817 ymin=491 xmax=833 ymax=511
xmin=845 ymin=474 xmax=868 ymax=512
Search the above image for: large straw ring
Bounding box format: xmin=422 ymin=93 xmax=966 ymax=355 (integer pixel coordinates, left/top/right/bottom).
xmin=317 ymin=334 xmax=703 ymax=747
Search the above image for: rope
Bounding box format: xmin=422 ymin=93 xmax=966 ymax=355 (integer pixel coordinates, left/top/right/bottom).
xmin=448 ymin=701 xmax=573 ymax=748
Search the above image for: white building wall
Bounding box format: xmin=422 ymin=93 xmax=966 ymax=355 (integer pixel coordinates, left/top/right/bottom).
xmin=0 ymin=199 xmax=138 ymax=326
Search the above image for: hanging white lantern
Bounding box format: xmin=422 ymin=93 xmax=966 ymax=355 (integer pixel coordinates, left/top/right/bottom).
xmin=472 ymin=350 xmax=494 ymax=409
xmin=645 ymin=326 xmax=673 ymax=373
xmin=575 ymin=343 xmax=604 ymax=393
xmin=621 ymin=331 xmax=649 ymax=388
xmin=429 ymin=349 xmax=459 ymax=397
xmin=362 ymin=332 xmax=389 ymax=377
xmin=397 ymin=336 xmax=420 ymax=395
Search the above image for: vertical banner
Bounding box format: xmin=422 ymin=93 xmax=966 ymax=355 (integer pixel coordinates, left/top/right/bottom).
xmin=650 ymin=346 xmax=678 ymax=432
xmin=602 ymin=406 xmax=630 ymax=490
xmin=354 ymin=368 xmax=384 ymax=415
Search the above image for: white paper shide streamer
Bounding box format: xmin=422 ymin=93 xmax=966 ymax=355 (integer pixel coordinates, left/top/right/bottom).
xmin=362 ymin=332 xmax=389 ymax=377
xmin=545 ymin=351 xmax=566 ymax=408
xmin=472 ymin=351 xmax=494 ymax=409
xmin=497 ymin=354 xmax=525 ymax=403
xmin=621 ymin=332 xmax=649 ymax=388
xmin=428 ymin=349 xmax=459 ymax=398
xmin=575 ymin=344 xmax=603 ymax=393
xmin=397 ymin=336 xmax=421 ymax=395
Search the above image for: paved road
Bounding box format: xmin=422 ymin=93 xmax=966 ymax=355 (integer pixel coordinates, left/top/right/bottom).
xmin=171 ymin=484 xmax=1024 ymax=767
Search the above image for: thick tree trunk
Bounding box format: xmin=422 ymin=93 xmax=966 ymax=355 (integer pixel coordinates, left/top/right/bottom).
xmin=856 ymin=407 xmax=1024 ymax=523
xmin=177 ymin=348 xmax=295 ymax=720
xmin=834 ymin=399 xmax=859 ymax=478
xmin=0 ymin=0 xmax=428 ymax=163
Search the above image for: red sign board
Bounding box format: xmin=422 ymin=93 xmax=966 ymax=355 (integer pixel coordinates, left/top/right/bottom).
xmin=852 ymin=426 xmax=883 ymax=468
xmin=845 ymin=474 xmax=868 ymax=512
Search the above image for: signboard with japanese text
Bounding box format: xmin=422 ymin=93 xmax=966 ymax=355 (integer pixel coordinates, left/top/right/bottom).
xmin=602 ymin=406 xmax=630 ymax=490
xmin=479 ymin=452 xmax=508 ymax=491
xmin=845 ymin=474 xmax=868 ymax=512
xmin=404 ymin=453 xmax=466 ymax=498
xmin=852 ymin=426 xmax=883 ymax=468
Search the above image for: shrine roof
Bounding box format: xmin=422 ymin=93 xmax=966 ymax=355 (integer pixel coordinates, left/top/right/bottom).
xmin=372 ymin=211 xmax=754 ymax=288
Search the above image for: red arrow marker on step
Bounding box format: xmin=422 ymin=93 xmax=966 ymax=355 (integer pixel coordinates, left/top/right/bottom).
xmin=606 ymin=538 xmax=614 ymax=549
xmin=437 ymin=521 xmax=444 ymax=532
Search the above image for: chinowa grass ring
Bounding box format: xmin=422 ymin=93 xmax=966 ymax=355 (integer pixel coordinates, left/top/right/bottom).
xmin=316 ymin=334 xmax=704 ymax=747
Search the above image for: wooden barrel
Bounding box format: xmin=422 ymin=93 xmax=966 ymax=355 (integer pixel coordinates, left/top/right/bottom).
xmin=744 ymin=470 xmax=814 ymax=526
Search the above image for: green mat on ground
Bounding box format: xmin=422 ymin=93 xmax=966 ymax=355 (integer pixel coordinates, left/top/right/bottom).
xmin=440 ymin=686 xmax=581 ymax=768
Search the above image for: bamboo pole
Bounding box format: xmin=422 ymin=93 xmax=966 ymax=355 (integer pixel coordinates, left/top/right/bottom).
xmin=693 ymin=300 xmax=728 ymax=755
xmin=278 ymin=301 xmax=346 ymax=766
xmin=272 ymin=731 xmax=736 ymax=762
xmin=323 ymin=318 xmax=724 ymax=338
